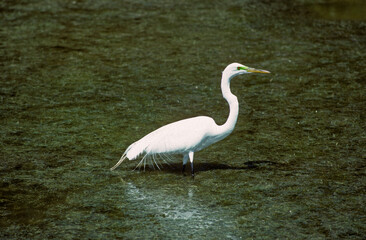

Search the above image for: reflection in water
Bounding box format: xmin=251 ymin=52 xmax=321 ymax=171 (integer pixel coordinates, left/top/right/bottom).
xmin=125 ymin=182 xmax=238 ymax=237
xmin=188 ymin=187 xmax=194 ymax=199
xmin=126 ymin=182 xmax=147 ymax=201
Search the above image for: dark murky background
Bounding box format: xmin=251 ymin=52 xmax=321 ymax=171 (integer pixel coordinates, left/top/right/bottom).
xmin=1 ymin=0 xmax=365 ymax=239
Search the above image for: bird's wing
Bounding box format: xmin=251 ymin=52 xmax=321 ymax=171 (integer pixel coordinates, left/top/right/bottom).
xmin=126 ymin=116 xmax=217 ymax=159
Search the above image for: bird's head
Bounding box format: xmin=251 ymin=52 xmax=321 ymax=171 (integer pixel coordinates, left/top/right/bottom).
xmin=223 ymin=63 xmax=270 ymax=79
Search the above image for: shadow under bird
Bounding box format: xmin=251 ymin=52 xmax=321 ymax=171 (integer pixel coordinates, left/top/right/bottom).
xmin=110 ymin=63 xmax=270 ymax=177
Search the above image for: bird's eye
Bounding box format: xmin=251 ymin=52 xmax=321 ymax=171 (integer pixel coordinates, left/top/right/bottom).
xmin=237 ymin=67 xmax=241 ymax=70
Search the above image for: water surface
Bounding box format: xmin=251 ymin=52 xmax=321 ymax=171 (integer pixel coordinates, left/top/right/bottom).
xmin=1 ymin=0 xmax=365 ymax=239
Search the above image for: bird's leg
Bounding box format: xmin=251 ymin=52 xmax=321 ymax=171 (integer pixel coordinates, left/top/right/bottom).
xmin=182 ymin=153 xmax=189 ymax=175
xmin=189 ymin=151 xmax=195 ymax=177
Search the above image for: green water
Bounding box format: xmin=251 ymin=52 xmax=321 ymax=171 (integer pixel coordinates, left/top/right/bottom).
xmin=1 ymin=0 xmax=365 ymax=239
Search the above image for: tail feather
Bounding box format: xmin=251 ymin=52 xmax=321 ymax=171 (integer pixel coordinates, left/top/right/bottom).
xmin=110 ymin=152 xmax=127 ymax=171
xmin=125 ymin=140 xmax=147 ymax=160
xmin=110 ymin=140 xmax=148 ymax=171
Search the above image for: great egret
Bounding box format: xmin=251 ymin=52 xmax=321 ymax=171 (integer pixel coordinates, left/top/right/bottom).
xmin=111 ymin=63 xmax=270 ymax=176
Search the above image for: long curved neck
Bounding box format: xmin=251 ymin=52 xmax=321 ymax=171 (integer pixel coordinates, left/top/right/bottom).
xmin=216 ymin=72 xmax=239 ymax=140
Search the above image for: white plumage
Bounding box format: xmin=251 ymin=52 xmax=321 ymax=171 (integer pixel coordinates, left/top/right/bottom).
xmin=111 ymin=63 xmax=270 ymax=176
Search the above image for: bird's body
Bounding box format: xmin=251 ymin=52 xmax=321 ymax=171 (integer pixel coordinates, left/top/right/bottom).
xmin=111 ymin=63 xmax=270 ymax=176
xmin=127 ymin=117 xmax=217 ymax=159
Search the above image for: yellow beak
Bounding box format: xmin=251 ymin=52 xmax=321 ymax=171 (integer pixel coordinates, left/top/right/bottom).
xmin=247 ymin=68 xmax=270 ymax=74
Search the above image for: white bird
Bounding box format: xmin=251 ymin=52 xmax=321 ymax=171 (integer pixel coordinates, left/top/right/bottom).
xmin=111 ymin=63 xmax=270 ymax=176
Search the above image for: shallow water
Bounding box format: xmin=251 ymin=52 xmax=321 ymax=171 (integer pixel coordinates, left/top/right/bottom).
xmin=1 ymin=0 xmax=365 ymax=239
